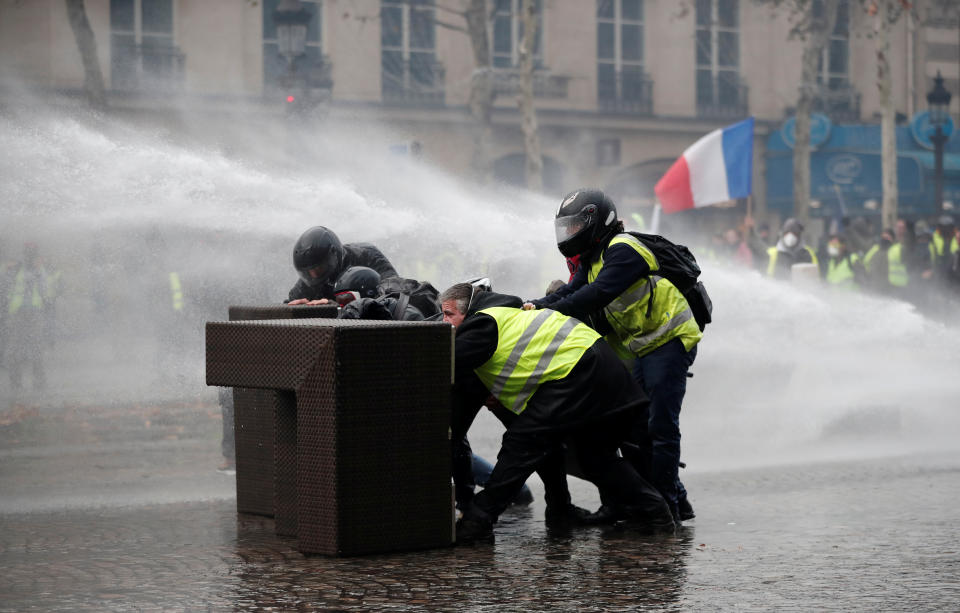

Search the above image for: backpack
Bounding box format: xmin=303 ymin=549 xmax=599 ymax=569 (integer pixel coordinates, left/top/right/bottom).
xmin=625 ymin=232 xmax=713 ymax=331
xmin=377 ymin=277 xmax=441 ymax=319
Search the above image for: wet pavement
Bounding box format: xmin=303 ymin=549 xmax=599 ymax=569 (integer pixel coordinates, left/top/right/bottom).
xmin=1 ymin=399 xmax=959 ymax=611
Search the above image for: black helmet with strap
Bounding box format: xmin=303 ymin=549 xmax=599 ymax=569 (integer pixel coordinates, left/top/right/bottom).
xmin=554 ymin=189 xmax=619 ymax=258
xmin=292 ymin=226 xmax=345 ymax=288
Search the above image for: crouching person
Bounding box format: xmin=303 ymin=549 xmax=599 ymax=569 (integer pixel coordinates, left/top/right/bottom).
xmin=440 ymin=283 xmax=675 ymax=543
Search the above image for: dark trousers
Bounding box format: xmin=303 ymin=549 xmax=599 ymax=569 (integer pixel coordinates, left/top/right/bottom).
xmin=467 ymin=410 xmax=668 ymax=523
xmin=631 ymin=338 xmax=697 ymax=516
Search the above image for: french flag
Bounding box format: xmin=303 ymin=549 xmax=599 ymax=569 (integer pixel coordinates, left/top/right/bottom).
xmin=654 ymin=117 xmax=754 ymax=214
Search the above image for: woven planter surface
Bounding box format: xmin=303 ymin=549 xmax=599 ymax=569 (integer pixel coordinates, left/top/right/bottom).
xmin=207 ymin=317 xmax=454 ymax=555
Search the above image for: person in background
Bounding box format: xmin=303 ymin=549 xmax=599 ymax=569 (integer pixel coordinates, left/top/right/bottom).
xmin=4 ymin=242 xmax=51 ymax=395
xmin=864 ymin=227 xmax=908 ymax=298
xmin=765 ymin=218 xmax=818 ymax=280
xmin=286 ymin=226 xmax=398 ymax=305
xmin=721 ymin=227 xmax=753 ymax=268
xmin=822 ymin=234 xmax=866 ymax=291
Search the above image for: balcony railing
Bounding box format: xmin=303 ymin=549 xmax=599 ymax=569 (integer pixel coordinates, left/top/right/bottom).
xmin=813 ymin=85 xmax=861 ymax=123
xmin=110 ymin=41 xmax=185 ymax=91
xmin=382 ymin=59 xmax=446 ymax=107
xmin=492 ymin=68 xmax=569 ymax=99
xmin=598 ymin=69 xmax=654 ymax=116
xmin=697 ymin=79 xmax=749 ymax=119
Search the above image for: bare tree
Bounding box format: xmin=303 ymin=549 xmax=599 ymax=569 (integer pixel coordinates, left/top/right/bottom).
xmin=518 ymin=0 xmax=542 ymax=191
xmin=64 ymin=0 xmax=107 ymax=109
xmin=755 ymin=0 xmax=841 ymax=228
xmin=862 ymin=0 xmax=911 ymax=231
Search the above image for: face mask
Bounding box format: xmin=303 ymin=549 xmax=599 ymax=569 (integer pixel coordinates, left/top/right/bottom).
xmin=783 ymin=233 xmax=799 ymax=248
xmin=880 ymin=238 xmax=893 ymax=248
xmin=827 ymin=245 xmax=840 ymax=257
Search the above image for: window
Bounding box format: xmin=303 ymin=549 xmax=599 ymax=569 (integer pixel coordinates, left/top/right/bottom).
xmin=695 ymin=0 xmax=742 ymax=112
xmin=381 ymin=0 xmax=441 ymax=101
xmin=110 ymin=0 xmax=180 ymax=90
xmin=492 ymin=0 xmax=543 ymax=68
xmin=263 ymin=0 xmax=323 ymax=89
xmin=818 ymin=0 xmax=850 ymax=91
xmin=597 ymin=0 xmax=649 ymax=111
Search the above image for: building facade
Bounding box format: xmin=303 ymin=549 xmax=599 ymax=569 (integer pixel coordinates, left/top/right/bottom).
xmin=1 ymin=0 xmax=958 ymax=224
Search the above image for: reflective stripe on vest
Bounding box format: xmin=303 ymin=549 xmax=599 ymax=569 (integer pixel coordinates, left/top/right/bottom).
xmin=169 ymin=272 xmax=184 ymax=311
xmin=588 ymin=233 xmax=701 ymax=357
xmin=8 ymin=267 xmax=45 ymax=315
xmin=474 ymin=306 xmax=599 ymax=415
xmin=766 ymin=245 xmax=819 ymax=277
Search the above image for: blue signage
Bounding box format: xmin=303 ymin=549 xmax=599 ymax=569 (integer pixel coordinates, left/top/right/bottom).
xmin=781 ymin=113 xmax=832 ymax=150
xmin=910 ymin=111 xmax=955 ymax=150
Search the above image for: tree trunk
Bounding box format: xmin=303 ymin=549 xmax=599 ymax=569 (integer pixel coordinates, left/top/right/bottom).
xmin=464 ymin=0 xmax=495 ymax=184
xmin=875 ymin=0 xmax=898 ymax=231
xmin=64 ymin=0 xmax=108 ymax=110
xmin=793 ymin=0 xmax=839 ymax=228
xmin=518 ymin=0 xmax=542 ymax=191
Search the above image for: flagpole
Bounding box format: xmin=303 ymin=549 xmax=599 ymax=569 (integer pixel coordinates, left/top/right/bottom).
xmin=650 ymin=203 xmax=662 ymax=234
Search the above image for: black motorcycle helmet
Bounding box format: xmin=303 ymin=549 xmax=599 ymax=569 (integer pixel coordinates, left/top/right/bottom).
xmin=292 ymin=226 xmax=345 ymax=288
xmin=333 ymin=266 xmax=381 ymax=302
xmin=555 ymin=189 xmax=619 ymax=258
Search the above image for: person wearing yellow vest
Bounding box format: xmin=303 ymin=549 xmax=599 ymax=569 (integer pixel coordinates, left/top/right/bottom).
xmin=527 ymin=189 xmax=702 ymax=523
xmin=4 ymin=242 xmax=49 ymax=392
xmin=863 ymin=228 xmax=909 ymax=296
xmin=765 ymin=217 xmax=818 ymax=280
xmin=823 ymin=234 xmax=866 ymax=290
xmin=440 ymin=283 xmax=674 ymax=543
xmin=930 ymin=215 xmax=959 ymax=281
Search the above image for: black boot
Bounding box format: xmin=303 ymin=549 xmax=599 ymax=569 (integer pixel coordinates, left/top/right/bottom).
xmin=455 ymin=516 xmax=494 ymax=544
xmin=677 ymin=496 xmax=695 ymax=521
xmin=544 ymin=503 xmax=593 ymax=527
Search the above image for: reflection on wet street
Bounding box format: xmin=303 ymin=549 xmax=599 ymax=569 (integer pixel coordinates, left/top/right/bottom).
xmin=1 ymin=402 xmax=959 ymax=611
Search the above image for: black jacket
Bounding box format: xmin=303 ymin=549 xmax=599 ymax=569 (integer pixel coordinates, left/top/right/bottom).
xmin=286 ymin=242 xmax=398 ymax=302
xmin=337 ymin=296 xmax=424 ymax=321
xmin=450 ymin=291 xmax=646 ymax=505
xmin=531 ymin=237 xmax=651 ymax=335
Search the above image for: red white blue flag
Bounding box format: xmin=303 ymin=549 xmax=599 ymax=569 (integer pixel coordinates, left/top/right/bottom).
xmin=654 ymin=117 xmax=754 ymax=214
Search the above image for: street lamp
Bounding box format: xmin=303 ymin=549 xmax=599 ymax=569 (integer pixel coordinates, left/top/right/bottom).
xmin=927 ymin=71 xmax=952 ymax=216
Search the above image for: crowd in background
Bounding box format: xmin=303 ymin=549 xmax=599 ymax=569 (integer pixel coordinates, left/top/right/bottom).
xmin=705 ymin=212 xmax=960 ymax=318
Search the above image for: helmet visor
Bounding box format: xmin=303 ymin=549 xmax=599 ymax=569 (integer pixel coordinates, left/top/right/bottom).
xmin=296 ymin=250 xmax=339 ymax=287
xmin=554 ymin=207 xmax=595 ymax=244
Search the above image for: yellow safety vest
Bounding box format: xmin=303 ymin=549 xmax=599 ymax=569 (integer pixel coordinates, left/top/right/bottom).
xmin=931 ymin=232 xmax=960 ymax=259
xmin=826 ymin=254 xmax=860 ymax=290
xmin=766 ymin=246 xmax=819 ymax=278
xmin=864 ymin=243 xmax=908 ymax=287
xmin=588 ymin=234 xmax=702 ymax=358
xmin=474 ymin=306 xmax=599 ymax=415
xmin=169 ymin=272 xmax=184 ymax=311
xmin=8 ymin=267 xmax=46 ymax=315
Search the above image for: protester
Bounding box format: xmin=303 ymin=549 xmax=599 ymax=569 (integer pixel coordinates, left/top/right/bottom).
xmin=822 ymin=234 xmax=866 ymax=290
xmin=3 ymin=242 xmax=51 ymax=394
xmin=441 ymin=283 xmax=674 ymax=543
xmin=864 ymin=227 xmax=908 ymax=298
xmin=765 ymin=218 xmax=818 ymax=280
xmin=286 ymin=226 xmax=398 ymax=305
xmin=527 ymin=189 xmax=702 ymax=523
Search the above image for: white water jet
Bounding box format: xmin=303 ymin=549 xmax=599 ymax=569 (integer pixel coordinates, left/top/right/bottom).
xmin=1 ymin=109 xmax=957 ymax=470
